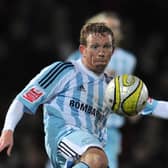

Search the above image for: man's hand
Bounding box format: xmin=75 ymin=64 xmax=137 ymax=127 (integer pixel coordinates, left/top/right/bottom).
xmin=0 ymin=130 xmax=14 ymax=156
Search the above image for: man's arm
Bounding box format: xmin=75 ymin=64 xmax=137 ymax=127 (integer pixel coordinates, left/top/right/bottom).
xmin=0 ymin=99 xmax=24 ymax=156
xmin=152 ymin=100 xmax=168 ymax=119
xmin=139 ymin=98 xmax=168 ymax=119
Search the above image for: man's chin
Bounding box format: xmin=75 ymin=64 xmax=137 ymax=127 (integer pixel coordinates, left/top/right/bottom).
xmin=95 ymin=64 xmax=106 ymax=72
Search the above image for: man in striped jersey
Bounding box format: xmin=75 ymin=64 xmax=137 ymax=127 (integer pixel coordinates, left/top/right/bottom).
xmin=0 ymin=23 xmax=115 ymax=168
xmin=0 ymin=22 xmax=168 ymax=168
xmin=67 ymin=11 xmax=168 ymax=168
xmin=67 ymin=11 xmax=134 ymax=168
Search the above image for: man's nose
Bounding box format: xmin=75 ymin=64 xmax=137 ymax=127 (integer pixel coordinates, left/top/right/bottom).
xmin=98 ymin=48 xmax=105 ymax=57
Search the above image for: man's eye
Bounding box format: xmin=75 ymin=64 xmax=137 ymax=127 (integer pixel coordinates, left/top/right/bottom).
xmin=91 ymin=45 xmax=99 ymax=49
xmin=104 ymin=44 xmax=112 ymax=48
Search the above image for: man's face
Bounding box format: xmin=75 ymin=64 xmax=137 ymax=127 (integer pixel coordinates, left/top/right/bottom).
xmin=80 ymin=32 xmax=113 ymax=74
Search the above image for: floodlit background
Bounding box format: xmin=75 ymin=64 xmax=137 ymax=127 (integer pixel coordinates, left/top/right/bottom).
xmin=0 ymin=0 xmax=168 ymax=167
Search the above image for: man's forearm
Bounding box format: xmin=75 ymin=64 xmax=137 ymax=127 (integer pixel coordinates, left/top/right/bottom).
xmin=152 ymin=100 xmax=168 ymax=119
xmin=2 ymin=99 xmax=24 ymax=132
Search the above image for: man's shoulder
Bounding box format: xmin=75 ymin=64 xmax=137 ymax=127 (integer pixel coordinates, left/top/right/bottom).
xmin=49 ymin=61 xmax=75 ymax=69
xmin=53 ymin=61 xmax=74 ymax=66
xmin=113 ymin=48 xmax=137 ymax=64
xmin=115 ymin=48 xmax=136 ymax=58
xmin=40 ymin=61 xmax=75 ymax=77
xmin=67 ymin=50 xmax=81 ymax=61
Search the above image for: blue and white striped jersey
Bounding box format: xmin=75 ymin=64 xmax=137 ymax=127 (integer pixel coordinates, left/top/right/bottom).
xmin=67 ymin=48 xmax=137 ymax=128
xmin=16 ymin=59 xmax=110 ymax=141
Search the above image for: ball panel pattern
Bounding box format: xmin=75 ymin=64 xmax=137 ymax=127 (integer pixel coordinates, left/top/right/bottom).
xmin=105 ymin=74 xmax=149 ymax=116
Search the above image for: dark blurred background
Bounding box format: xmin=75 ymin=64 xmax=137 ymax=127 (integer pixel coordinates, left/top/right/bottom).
xmin=0 ymin=0 xmax=168 ymax=167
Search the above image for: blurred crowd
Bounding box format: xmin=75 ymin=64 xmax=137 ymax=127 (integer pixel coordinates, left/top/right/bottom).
xmin=1 ymin=0 xmax=168 ymax=167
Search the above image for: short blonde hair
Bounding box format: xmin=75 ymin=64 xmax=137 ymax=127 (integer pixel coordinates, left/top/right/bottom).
xmin=80 ymin=22 xmax=115 ymax=51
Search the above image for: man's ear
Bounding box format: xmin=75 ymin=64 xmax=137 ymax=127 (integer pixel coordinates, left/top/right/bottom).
xmin=79 ymin=44 xmax=85 ymax=55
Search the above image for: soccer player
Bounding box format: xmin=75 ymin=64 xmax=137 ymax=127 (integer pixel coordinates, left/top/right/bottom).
xmin=67 ymin=11 xmax=137 ymax=168
xmin=67 ymin=11 xmax=168 ymax=168
xmin=0 ymin=22 xmax=167 ymax=168
xmin=0 ymin=22 xmax=115 ymax=168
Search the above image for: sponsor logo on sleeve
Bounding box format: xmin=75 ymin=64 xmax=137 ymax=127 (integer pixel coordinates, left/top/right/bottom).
xmin=22 ymin=87 xmax=44 ymax=103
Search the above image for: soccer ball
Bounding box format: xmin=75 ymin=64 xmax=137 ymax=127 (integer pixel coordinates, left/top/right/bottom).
xmin=104 ymin=74 xmax=149 ymax=116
